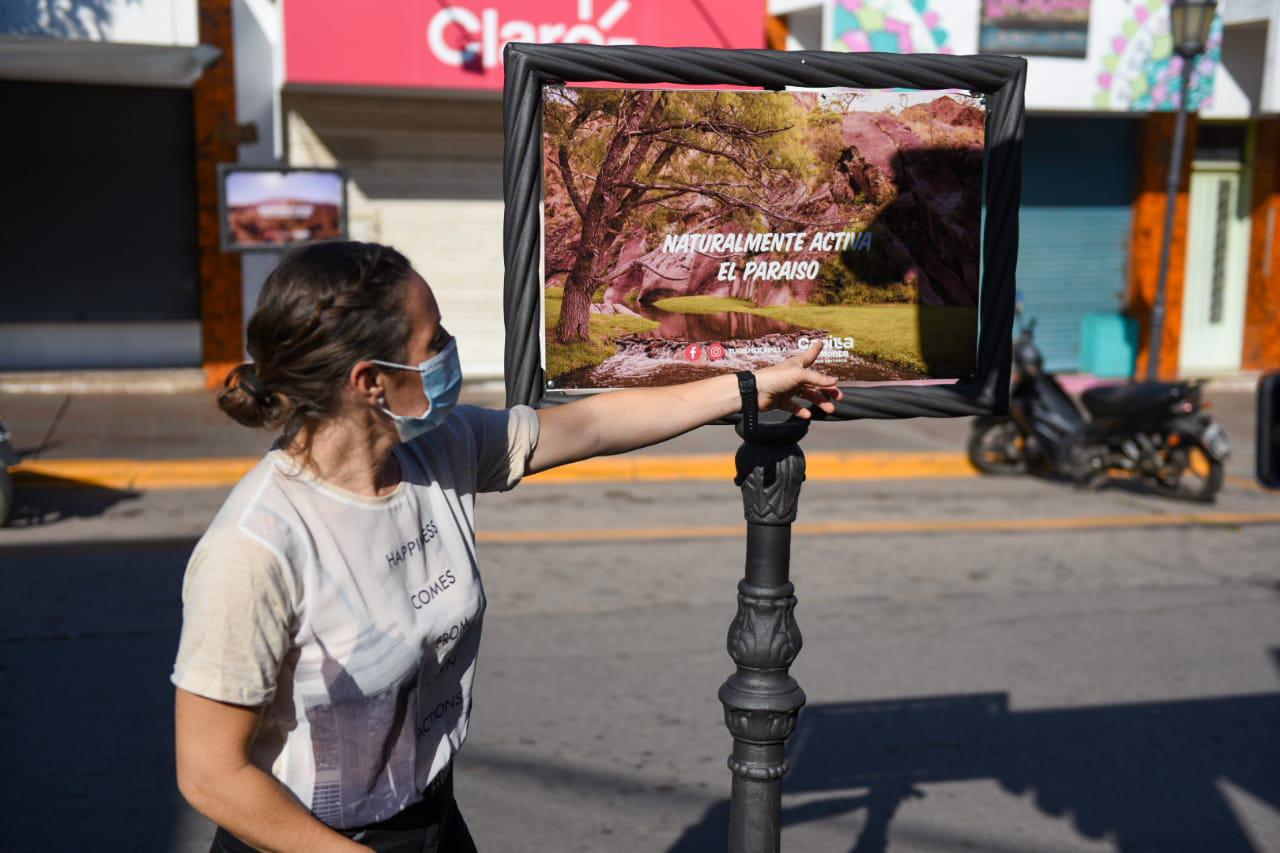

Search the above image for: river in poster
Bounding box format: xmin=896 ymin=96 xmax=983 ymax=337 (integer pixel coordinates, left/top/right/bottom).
xmin=542 ymin=86 xmax=984 ymax=390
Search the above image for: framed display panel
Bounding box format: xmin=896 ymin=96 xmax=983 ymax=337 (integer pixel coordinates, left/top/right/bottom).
xmin=503 ymin=44 xmax=1026 ymax=420
xmin=218 ymin=166 xmax=348 ymax=252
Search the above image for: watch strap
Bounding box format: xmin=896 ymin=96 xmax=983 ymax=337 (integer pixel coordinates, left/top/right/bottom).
xmin=736 ymin=371 xmax=758 ymax=435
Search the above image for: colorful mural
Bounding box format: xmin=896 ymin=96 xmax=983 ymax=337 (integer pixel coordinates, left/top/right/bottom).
xmin=1094 ymin=0 xmax=1223 ymax=112
xmin=829 ymin=0 xmax=956 ymax=55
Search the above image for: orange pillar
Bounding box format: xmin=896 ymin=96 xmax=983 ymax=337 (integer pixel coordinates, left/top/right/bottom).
xmin=193 ymin=0 xmax=243 ymax=390
xmin=766 ymin=15 xmax=789 ymax=51
xmin=1129 ymin=113 xmax=1198 ymax=381
xmin=1242 ymin=118 xmax=1280 ymax=372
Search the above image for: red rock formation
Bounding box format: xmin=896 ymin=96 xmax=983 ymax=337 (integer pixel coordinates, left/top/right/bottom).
xmin=545 ymin=95 xmax=982 ymax=311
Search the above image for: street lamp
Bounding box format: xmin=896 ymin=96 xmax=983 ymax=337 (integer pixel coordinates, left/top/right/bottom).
xmin=1147 ymin=0 xmax=1218 ymax=380
xmin=1171 ymin=0 xmax=1218 ymax=58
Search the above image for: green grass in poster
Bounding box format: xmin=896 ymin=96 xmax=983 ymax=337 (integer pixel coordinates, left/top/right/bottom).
xmin=653 ymin=296 xmax=976 ymax=376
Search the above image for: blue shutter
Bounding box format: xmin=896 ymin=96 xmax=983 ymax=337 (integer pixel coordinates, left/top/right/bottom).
xmin=1016 ymin=117 xmax=1138 ymax=372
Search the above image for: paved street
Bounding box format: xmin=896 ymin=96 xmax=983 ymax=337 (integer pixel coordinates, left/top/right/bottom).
xmin=2 ymin=389 xmax=1278 ymax=852
xmin=10 ymin=1 xmax=1280 ymax=850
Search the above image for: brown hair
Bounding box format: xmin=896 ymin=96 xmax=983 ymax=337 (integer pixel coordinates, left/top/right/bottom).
xmin=218 ymin=241 xmax=414 ymax=431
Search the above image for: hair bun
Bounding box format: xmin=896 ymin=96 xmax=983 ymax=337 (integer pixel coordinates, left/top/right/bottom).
xmin=231 ymin=241 xmax=413 ymax=434
xmin=217 ymin=363 xmax=287 ymax=429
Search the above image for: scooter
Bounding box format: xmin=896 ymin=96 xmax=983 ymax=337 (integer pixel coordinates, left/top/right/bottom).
xmin=968 ymin=309 xmax=1228 ymax=501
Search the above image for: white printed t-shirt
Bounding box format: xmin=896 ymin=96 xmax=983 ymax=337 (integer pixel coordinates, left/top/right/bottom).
xmin=171 ymin=405 xmax=539 ymax=829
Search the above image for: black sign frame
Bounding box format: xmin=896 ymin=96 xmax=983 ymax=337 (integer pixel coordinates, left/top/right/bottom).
xmin=502 ymin=44 xmax=1025 ymax=420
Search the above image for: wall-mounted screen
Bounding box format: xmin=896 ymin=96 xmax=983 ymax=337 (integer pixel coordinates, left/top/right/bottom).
xmin=219 ymin=167 xmax=347 ymax=252
xmin=979 ymin=0 xmax=1091 ymax=58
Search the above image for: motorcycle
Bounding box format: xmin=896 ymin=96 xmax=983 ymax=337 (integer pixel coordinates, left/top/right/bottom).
xmin=968 ymin=310 xmax=1229 ymax=502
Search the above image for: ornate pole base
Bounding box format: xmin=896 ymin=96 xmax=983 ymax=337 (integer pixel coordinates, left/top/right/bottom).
xmin=720 ymin=412 xmax=809 ymax=853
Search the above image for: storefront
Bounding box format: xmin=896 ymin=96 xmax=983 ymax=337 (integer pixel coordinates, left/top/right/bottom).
xmin=281 ymin=0 xmax=766 ymax=379
xmin=0 ymin=0 xmax=218 ymax=372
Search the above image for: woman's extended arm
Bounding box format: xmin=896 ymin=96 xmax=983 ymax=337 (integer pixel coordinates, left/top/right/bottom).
xmin=529 ymin=342 xmax=841 ymax=473
xmin=175 ymin=689 xmax=369 ymax=853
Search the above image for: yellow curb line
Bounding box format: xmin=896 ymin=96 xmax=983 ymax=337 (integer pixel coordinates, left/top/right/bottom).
xmin=10 ymin=458 xmax=261 ymax=490
xmin=1225 ymin=475 xmax=1272 ymax=493
xmin=526 ymin=451 xmax=976 ymax=483
xmin=476 ymin=511 xmax=1280 ymax=544
xmin=10 ymin=451 xmax=979 ymax=491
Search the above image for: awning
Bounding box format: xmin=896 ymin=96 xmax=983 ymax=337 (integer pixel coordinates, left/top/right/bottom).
xmin=0 ymin=35 xmax=220 ymax=88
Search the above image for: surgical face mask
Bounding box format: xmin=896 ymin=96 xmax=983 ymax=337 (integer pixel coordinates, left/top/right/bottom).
xmin=371 ymin=339 xmax=463 ymax=442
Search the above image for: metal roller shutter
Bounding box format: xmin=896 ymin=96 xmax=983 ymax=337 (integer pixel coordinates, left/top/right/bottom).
xmin=285 ymin=92 xmax=506 ymax=380
xmin=1017 ymin=116 xmax=1139 ymax=372
xmin=0 ymin=80 xmax=199 ymax=322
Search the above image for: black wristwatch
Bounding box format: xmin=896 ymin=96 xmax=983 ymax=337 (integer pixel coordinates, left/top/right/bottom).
xmin=736 ymin=370 xmax=758 ymax=435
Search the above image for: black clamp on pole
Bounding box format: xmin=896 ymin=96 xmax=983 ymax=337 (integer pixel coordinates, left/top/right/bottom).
xmin=720 ymin=371 xmax=809 ymax=853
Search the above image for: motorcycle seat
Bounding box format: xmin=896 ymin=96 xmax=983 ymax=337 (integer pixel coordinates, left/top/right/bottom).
xmin=1081 ymin=381 xmax=1189 ymax=417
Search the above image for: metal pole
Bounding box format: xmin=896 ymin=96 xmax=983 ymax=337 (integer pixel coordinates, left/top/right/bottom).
xmin=720 ymin=412 xmax=809 ymax=853
xmin=1147 ymin=57 xmax=1197 ymax=380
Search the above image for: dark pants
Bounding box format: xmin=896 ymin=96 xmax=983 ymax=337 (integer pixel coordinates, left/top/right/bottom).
xmin=209 ymin=766 xmax=477 ymax=853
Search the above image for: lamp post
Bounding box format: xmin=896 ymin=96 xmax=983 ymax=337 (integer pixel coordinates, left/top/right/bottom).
xmin=1147 ymin=0 xmax=1218 ymax=380
xmin=720 ymin=409 xmax=808 ymax=853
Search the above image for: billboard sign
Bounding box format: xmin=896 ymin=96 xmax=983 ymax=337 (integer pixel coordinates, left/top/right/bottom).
xmin=219 ymin=167 xmax=347 ymax=252
xmin=979 ymin=0 xmax=1091 ymax=58
xmin=542 ymin=86 xmax=984 ymax=391
xmin=284 ymin=0 xmax=765 ymax=91
xmin=503 ymin=44 xmax=1025 ymax=421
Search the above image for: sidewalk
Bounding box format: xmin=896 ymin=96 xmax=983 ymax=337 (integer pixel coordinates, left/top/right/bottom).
xmin=0 ymin=380 xmax=969 ymax=462
xmin=1 ymin=381 xmax=1263 ymax=485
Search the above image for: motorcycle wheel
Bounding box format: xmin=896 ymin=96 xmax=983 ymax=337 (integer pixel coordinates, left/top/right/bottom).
xmin=1153 ymin=441 xmax=1224 ymax=503
xmin=968 ymin=419 xmax=1026 ymax=475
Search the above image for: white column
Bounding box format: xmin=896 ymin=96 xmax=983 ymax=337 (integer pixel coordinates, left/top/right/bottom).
xmin=232 ymin=0 xmax=286 ymax=353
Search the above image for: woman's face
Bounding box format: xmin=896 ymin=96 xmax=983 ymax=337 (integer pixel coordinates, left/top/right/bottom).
xmin=378 ymin=270 xmax=452 ymax=418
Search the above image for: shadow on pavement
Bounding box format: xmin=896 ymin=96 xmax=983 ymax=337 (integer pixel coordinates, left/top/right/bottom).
xmin=0 ymin=537 xmax=200 ymax=852
xmin=7 ymin=530 xmax=1278 ymax=852
xmin=5 ymin=474 xmax=140 ymax=526
xmin=670 ymin=659 xmax=1280 ymax=852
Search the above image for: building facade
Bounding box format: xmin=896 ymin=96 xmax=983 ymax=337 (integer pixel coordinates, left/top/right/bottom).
xmin=773 ymin=0 xmax=1280 ymax=378
xmin=2 ymin=0 xmax=765 ymax=383
xmin=274 ymin=0 xmax=766 ymax=381
xmin=6 ymin=0 xmax=1274 ymax=383
xmin=0 ymin=0 xmax=222 ymax=372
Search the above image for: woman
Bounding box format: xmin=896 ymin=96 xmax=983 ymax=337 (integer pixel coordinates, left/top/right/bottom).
xmin=172 ymin=241 xmax=840 ymax=852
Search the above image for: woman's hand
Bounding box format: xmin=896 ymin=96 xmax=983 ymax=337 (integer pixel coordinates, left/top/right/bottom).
xmin=754 ymin=341 xmax=843 ymax=418
xmin=529 ymin=341 xmax=844 ymax=473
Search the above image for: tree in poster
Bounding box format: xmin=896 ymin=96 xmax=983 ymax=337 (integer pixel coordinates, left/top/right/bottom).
xmin=545 ymin=88 xmax=834 ymax=344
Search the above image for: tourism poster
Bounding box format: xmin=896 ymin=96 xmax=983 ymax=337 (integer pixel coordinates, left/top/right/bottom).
xmin=542 ymin=86 xmax=984 ymax=390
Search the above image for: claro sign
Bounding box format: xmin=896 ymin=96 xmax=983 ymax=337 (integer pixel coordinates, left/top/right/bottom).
xmin=426 ymin=2 xmax=638 ymax=69
xmin=285 ymin=0 xmax=765 ymax=91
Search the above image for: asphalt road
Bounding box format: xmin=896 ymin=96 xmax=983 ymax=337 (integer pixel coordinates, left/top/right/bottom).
xmin=2 ymin=408 xmax=1278 ymax=852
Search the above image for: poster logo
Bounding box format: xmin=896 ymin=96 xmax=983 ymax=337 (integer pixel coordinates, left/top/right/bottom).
xmin=427 ymin=1 xmax=636 ymax=69
xmin=684 ymin=343 xmax=703 ymax=362
xmin=707 ymin=343 xmax=726 ymax=361
xmin=798 ymin=336 xmax=856 ymax=363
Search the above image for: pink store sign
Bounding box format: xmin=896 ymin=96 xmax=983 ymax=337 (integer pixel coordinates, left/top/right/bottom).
xmin=285 ymin=0 xmax=765 ymax=91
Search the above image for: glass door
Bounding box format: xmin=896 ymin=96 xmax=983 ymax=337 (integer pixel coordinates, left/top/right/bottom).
xmin=1178 ymin=129 xmax=1252 ymax=375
